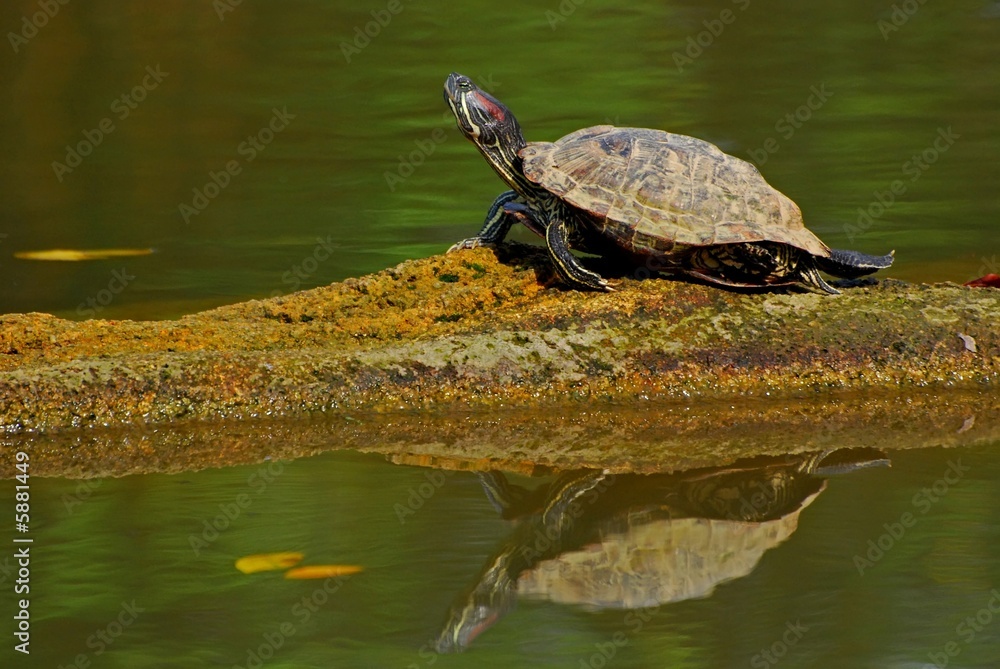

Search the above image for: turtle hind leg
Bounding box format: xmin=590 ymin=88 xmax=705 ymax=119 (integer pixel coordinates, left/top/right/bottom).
xmin=685 ymin=260 xmax=839 ymax=294
xmin=798 ymin=258 xmax=840 ymax=295
xmin=757 ymin=244 xmax=840 ymax=294
xmin=684 ymin=244 xmax=839 ymax=294
xmin=815 ymin=248 xmax=895 ymax=279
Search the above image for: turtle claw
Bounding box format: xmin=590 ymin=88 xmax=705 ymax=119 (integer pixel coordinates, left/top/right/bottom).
xmin=447 ymin=237 xmax=489 ymax=253
xmin=579 ymin=269 xmax=615 ymax=292
xmin=545 ymin=276 xmax=615 ymax=292
xmin=585 ymin=273 xmax=617 ymax=292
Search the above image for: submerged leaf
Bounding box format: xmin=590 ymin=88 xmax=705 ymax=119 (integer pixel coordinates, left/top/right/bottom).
xmin=14 ymin=248 xmax=155 ymax=261
xmin=235 ymin=552 xmax=304 ymax=574
xmin=284 ymin=565 xmax=364 ymax=579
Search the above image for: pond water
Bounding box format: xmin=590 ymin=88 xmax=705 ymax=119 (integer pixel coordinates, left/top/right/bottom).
xmin=2 ymin=444 xmax=999 ymax=668
xmin=1 ymin=0 xmax=998 ymax=667
xmin=1 ymin=1 xmax=998 ymax=317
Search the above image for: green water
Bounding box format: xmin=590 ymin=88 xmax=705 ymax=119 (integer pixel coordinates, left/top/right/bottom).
xmin=1 ymin=1 xmax=998 ymax=318
xmin=1 ymin=1 xmax=999 ymax=666
xmin=3 ymin=446 xmax=1000 ymax=667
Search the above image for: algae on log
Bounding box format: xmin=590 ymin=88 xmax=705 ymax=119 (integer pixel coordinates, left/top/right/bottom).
xmin=0 ymin=244 xmax=997 ymax=438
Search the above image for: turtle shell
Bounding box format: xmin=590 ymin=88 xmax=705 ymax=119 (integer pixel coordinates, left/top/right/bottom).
xmin=519 ymin=126 xmax=831 ymax=258
xmin=515 ymin=483 xmax=825 ymax=610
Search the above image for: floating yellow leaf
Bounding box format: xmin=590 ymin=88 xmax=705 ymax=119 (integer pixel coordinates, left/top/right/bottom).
xmin=235 ymin=552 xmax=304 ymax=574
xmin=14 ymin=248 xmax=155 ymax=262
xmin=284 ymin=565 xmax=364 ymax=580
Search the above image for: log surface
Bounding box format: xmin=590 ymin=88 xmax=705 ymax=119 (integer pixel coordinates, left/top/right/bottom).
xmin=0 ymin=244 xmax=997 ymax=476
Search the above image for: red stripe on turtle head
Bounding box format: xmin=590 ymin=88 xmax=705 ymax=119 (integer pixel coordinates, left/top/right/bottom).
xmin=472 ymin=91 xmax=506 ymax=122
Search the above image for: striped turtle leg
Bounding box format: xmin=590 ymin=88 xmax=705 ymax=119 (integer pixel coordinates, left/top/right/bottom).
xmin=448 ymin=190 xmax=522 ymax=252
xmin=684 ymin=244 xmax=841 ymax=294
xmin=545 ymin=218 xmax=613 ymax=291
xmin=476 ymin=471 xmax=528 ymax=519
xmin=797 ymin=257 xmax=840 ymax=295
xmin=761 ymin=244 xmax=841 ymax=294
xmin=541 ymin=470 xmax=610 ymax=533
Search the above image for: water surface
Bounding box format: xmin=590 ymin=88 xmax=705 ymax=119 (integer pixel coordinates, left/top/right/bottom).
xmin=1 ymin=0 xmax=997 ymax=318
xmin=1 ymin=1 xmax=998 ymax=667
xmin=4 ymin=444 xmax=1000 ymax=667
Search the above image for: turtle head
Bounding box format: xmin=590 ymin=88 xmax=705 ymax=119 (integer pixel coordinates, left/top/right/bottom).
xmin=434 ymin=602 xmax=502 ymax=654
xmin=444 ymin=73 xmax=531 ymax=192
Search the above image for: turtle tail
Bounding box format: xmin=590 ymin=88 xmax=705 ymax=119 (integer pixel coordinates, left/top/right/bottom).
xmin=814 ymin=248 xmax=895 ymax=279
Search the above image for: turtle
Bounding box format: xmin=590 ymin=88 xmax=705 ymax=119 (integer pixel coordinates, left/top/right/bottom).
xmin=433 ymin=448 xmax=890 ymax=652
xmin=443 ymin=73 xmax=894 ymax=294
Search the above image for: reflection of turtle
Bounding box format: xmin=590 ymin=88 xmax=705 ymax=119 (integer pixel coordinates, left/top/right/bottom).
xmin=444 ymin=73 xmax=893 ymax=293
xmin=434 ymin=449 xmax=888 ymax=652
xmin=434 ymin=470 xmax=611 ymax=653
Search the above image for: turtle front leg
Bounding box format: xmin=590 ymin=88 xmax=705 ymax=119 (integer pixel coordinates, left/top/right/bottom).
xmin=501 ymin=201 xmax=547 ymax=238
xmin=448 ymin=190 xmax=522 ymax=252
xmin=545 ymin=219 xmax=613 ymax=291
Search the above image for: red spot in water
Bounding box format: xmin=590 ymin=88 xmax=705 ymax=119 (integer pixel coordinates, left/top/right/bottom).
xmin=965 ymin=273 xmax=1000 ymax=288
xmin=473 ymin=92 xmax=505 ymax=122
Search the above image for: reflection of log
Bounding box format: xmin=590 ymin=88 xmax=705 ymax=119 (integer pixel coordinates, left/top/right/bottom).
xmin=0 ymin=244 xmax=997 ymax=470
xmin=5 ymin=389 xmax=995 ymax=480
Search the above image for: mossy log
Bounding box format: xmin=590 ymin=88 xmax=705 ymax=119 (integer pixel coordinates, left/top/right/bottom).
xmin=0 ymin=244 xmax=997 ymax=476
